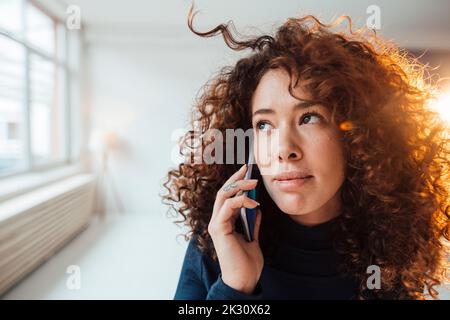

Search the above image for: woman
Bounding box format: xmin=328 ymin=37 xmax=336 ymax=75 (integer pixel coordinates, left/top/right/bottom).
xmin=163 ymin=7 xmax=449 ymax=299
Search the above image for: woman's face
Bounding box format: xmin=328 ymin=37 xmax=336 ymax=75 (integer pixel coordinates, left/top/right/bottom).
xmin=251 ymin=68 xmax=346 ymax=225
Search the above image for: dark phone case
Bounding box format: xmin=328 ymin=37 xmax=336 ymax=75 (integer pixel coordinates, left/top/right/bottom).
xmin=241 ymin=165 xmax=260 ymax=242
xmin=245 ymin=188 xmax=257 ymax=241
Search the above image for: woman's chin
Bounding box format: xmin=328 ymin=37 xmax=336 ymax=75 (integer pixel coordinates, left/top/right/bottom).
xmin=272 ymin=194 xmax=310 ymax=215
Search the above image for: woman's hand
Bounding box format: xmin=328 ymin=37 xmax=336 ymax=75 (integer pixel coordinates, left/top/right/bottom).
xmin=207 ymin=164 xmax=263 ymax=295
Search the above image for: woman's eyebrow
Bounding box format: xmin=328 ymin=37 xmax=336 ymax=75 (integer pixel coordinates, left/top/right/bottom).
xmin=252 ymin=101 xmax=320 ymax=117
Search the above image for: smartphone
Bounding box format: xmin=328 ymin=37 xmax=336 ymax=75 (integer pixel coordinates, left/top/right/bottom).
xmin=240 ymin=147 xmax=258 ymax=242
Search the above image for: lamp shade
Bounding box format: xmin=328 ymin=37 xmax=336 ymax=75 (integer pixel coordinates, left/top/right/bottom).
xmin=88 ymin=129 xmax=118 ymax=153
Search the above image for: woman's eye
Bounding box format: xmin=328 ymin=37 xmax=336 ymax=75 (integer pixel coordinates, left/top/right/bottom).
xmin=256 ymin=121 xmax=272 ymax=131
xmin=300 ymin=112 xmax=323 ymax=125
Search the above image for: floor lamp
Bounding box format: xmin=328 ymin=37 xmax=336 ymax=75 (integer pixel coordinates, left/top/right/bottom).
xmin=89 ymin=129 xmax=125 ymax=219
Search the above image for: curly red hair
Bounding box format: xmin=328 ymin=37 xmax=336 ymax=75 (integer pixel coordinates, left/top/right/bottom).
xmin=162 ymin=7 xmax=450 ymax=299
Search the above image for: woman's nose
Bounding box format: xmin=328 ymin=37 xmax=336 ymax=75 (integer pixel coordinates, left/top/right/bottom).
xmin=278 ymin=147 xmax=301 ymax=162
xmin=277 ymin=129 xmax=302 ymax=162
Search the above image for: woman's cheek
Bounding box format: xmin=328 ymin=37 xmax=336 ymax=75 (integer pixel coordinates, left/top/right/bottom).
xmin=254 ymin=133 xmax=280 ymax=176
xmin=312 ymin=136 xmax=346 ymax=186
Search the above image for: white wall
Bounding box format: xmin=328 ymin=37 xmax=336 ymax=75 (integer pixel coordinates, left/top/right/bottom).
xmin=85 ymin=30 xmax=243 ymax=215
xmin=79 ymin=0 xmax=450 ymax=216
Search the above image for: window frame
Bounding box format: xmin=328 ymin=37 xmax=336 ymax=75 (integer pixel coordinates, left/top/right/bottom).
xmin=0 ymin=0 xmax=73 ymax=179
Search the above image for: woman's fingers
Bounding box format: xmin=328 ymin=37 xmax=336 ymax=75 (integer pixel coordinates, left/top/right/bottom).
xmin=210 ymin=195 xmax=259 ymax=237
xmin=210 ymin=164 xmax=260 ymax=237
xmin=224 ymin=164 xmax=247 ymax=186
xmin=218 ymin=195 xmax=259 ymax=224
xmin=212 ymin=164 xmax=258 ymax=214
xmin=212 ymin=165 xmax=247 ymax=214
xmin=221 ymin=179 xmax=258 ymax=198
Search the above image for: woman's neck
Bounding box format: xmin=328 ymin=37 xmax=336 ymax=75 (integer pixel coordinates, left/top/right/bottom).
xmin=286 ymin=190 xmax=342 ymax=227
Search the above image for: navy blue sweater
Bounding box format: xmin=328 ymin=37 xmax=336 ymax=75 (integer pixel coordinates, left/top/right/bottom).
xmin=174 ymin=213 xmax=360 ymax=300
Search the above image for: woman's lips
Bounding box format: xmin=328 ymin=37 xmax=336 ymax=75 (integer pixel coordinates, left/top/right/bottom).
xmin=273 ymin=176 xmax=313 ymax=192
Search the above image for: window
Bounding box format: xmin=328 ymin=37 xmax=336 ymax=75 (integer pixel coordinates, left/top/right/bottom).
xmin=0 ymin=0 xmax=74 ymax=177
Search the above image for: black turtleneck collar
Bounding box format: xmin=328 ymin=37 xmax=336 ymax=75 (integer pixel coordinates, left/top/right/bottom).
xmin=276 ymin=210 xmax=340 ymax=251
xmin=266 ymin=210 xmax=343 ymax=277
